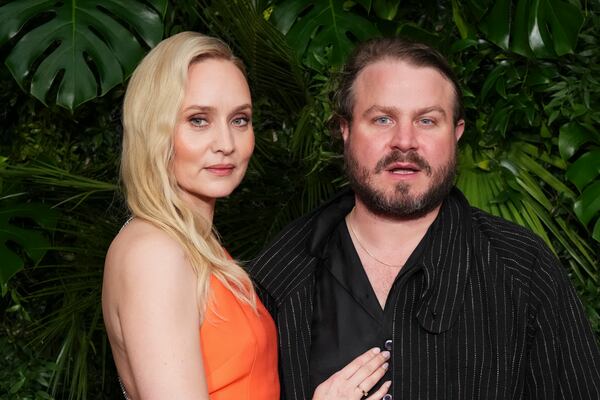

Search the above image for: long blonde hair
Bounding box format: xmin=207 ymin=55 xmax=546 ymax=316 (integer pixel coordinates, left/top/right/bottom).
xmin=121 ymin=31 xmax=255 ymax=317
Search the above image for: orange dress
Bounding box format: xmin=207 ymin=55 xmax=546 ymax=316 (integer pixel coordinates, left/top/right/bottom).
xmin=200 ymin=275 xmax=280 ymax=399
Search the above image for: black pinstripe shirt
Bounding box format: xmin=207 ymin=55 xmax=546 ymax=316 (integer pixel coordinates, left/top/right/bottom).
xmin=250 ymin=188 xmax=600 ymax=400
xmin=309 ymin=208 xmax=430 ymax=392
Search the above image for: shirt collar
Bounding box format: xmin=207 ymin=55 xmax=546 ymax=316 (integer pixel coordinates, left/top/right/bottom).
xmin=308 ymin=187 xmax=473 ymax=334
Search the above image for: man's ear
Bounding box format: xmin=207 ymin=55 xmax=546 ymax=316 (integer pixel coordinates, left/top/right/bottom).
xmin=341 ymin=119 xmax=350 ymax=143
xmin=454 ymin=119 xmax=465 ymax=141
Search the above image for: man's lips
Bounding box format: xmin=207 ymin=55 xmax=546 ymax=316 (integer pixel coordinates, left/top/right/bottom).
xmin=375 ymin=151 xmax=432 ymax=176
xmin=205 ymin=164 xmax=235 ymax=176
xmin=385 ymin=162 xmax=421 ymax=174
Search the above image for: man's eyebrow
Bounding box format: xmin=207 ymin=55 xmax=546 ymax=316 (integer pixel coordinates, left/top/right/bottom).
xmin=362 ymin=105 xmax=447 ymax=118
xmin=415 ymin=106 xmax=446 ymax=116
xmin=362 ymin=105 xmax=400 ymax=117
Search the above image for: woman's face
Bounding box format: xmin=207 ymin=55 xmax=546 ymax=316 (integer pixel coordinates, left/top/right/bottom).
xmin=172 ymin=58 xmax=254 ymax=209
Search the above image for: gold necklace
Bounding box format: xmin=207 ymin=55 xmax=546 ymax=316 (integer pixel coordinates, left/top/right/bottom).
xmin=346 ymin=208 xmax=403 ymax=269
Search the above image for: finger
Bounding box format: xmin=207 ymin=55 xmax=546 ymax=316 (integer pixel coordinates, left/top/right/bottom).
xmin=348 ymin=350 xmax=390 ymax=385
xmin=365 ymin=381 xmax=391 ymax=400
xmin=339 ymin=348 xmax=382 ymax=379
xmin=357 ymin=362 xmax=389 ymax=395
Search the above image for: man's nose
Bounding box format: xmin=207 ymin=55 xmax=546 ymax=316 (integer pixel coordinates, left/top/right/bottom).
xmin=388 ymin=120 xmax=418 ymax=152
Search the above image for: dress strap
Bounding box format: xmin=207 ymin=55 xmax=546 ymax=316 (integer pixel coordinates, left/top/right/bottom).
xmin=119 ymin=216 xmax=134 ymax=233
xmin=118 ymin=376 xmax=130 ymax=399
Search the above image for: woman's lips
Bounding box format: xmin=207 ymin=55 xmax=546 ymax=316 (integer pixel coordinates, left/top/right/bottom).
xmin=205 ymin=164 xmax=235 ymax=176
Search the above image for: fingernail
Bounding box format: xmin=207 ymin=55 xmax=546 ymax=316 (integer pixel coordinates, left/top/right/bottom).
xmin=384 ymin=380 xmax=392 ymax=387
xmin=372 ymin=347 xmax=381 ymax=354
xmin=382 ymin=362 xmax=389 ymax=370
xmin=382 ymin=351 xmax=391 ymax=359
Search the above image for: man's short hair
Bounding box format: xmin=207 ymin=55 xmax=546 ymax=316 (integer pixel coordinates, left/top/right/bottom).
xmin=331 ymin=37 xmax=465 ymax=133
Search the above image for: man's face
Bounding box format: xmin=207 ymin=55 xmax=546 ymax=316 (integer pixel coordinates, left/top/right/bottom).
xmin=342 ymin=59 xmax=464 ymax=219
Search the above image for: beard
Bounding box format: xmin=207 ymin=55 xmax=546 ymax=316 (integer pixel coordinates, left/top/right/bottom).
xmin=344 ymin=143 xmax=457 ymax=220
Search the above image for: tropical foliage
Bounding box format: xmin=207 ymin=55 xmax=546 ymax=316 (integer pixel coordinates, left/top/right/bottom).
xmin=0 ymin=0 xmax=598 ymax=398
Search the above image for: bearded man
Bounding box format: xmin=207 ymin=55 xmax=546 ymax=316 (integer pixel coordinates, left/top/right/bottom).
xmin=250 ymin=37 xmax=600 ymax=400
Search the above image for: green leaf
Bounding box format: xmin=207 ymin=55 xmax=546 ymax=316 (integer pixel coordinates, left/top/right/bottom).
xmin=9 ymin=374 xmax=26 ymax=393
xmin=450 ymin=38 xmax=479 ymax=53
xmin=511 ymin=145 xmax=574 ymax=195
xmin=395 ymin=23 xmax=441 ymax=47
xmin=373 ymin=0 xmax=399 ymax=21
xmin=481 ymin=63 xmax=508 ymax=100
xmin=354 ymin=0 xmax=372 ymax=12
xmin=199 ymin=0 xmax=309 ymax=114
xmin=525 ymin=63 xmax=558 ymax=87
xmin=0 ymin=201 xmax=58 ymax=287
xmin=452 ymin=0 xmax=476 ymax=39
xmin=480 ymin=0 xmax=583 ymax=58
xmin=593 ymin=219 xmax=600 ymax=242
xmin=272 ymin=0 xmax=380 ymax=66
xmin=0 ymin=0 xmax=167 ymax=110
xmin=480 ymin=0 xmax=511 ymax=49
xmin=542 ymin=0 xmax=584 ymax=56
xmin=574 ymin=181 xmax=600 ymax=226
xmin=565 ymin=150 xmax=600 ymax=192
xmin=559 ymin=122 xmax=596 ymax=160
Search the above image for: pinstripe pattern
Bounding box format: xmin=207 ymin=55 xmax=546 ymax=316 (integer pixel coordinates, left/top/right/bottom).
xmin=249 ymin=188 xmax=600 ymax=400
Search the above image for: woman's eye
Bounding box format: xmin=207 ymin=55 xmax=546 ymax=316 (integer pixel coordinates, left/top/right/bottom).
xmin=190 ymin=117 xmax=208 ymax=127
xmin=231 ymin=116 xmax=250 ymax=127
xmin=374 ymin=116 xmax=392 ymax=125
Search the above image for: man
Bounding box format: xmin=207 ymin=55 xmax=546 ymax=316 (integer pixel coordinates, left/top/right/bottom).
xmin=250 ymin=37 xmax=600 ymax=400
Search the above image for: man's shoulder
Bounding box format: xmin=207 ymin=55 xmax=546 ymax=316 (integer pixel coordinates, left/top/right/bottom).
xmin=469 ymin=206 xmax=556 ymax=275
xmin=249 ymin=189 xmax=354 ymax=298
xmin=251 ymin=189 xmax=353 ymax=267
xmin=248 ymin=206 xmax=320 ymax=287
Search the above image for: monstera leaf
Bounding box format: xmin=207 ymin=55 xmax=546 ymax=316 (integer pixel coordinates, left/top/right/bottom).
xmin=560 ymin=123 xmax=600 ymax=242
xmin=0 ymin=201 xmax=58 ymax=290
xmin=480 ymin=0 xmax=583 ymax=58
xmin=271 ymin=0 xmax=380 ymax=66
xmin=0 ymin=0 xmax=167 ymax=110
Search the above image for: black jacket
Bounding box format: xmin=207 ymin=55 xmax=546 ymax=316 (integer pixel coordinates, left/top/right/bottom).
xmin=249 ymin=188 xmax=600 ymax=400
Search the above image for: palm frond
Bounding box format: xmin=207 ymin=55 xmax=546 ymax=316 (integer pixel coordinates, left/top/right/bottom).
xmin=198 ymin=0 xmax=308 ymax=115
xmin=457 ymin=142 xmax=597 ymax=286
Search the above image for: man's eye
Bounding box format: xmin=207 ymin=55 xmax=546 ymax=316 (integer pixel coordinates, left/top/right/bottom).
xmin=419 ymin=118 xmax=435 ymax=125
xmin=190 ymin=117 xmax=208 ymax=127
xmin=232 ymin=117 xmax=250 ymax=127
xmin=374 ymin=116 xmax=392 ymax=125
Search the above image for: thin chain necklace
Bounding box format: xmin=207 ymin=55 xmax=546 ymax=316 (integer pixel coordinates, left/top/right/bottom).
xmin=346 ymin=207 xmax=403 ymax=269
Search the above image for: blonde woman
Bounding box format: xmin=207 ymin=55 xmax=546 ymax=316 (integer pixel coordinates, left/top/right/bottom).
xmin=102 ymin=32 xmax=390 ymax=400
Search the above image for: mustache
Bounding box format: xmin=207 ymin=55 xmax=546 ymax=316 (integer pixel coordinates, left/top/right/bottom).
xmin=374 ymin=150 xmax=432 ymax=175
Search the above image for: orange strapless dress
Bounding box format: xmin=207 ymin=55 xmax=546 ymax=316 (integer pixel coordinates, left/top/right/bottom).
xmin=200 ymin=275 xmax=279 ymax=399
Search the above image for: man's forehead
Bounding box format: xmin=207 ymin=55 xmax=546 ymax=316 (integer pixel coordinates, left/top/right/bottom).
xmin=351 ymin=61 xmax=455 ymax=110
xmin=355 ymin=58 xmax=451 ymax=85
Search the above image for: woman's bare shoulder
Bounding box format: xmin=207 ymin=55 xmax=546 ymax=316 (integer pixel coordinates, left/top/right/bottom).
xmin=103 ymin=218 xmax=194 ymax=298
xmin=106 ymin=219 xmax=184 ymax=270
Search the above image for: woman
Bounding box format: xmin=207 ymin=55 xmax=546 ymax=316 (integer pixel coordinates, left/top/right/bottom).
xmin=102 ymin=32 xmax=390 ymax=399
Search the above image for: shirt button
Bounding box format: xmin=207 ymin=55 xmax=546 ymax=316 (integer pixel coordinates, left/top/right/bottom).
xmin=384 ymin=339 xmax=393 ymax=351
xmin=383 ymin=394 xmax=392 ymax=400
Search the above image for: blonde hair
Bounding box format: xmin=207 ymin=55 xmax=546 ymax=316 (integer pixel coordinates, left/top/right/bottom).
xmin=121 ymin=31 xmax=255 ymax=317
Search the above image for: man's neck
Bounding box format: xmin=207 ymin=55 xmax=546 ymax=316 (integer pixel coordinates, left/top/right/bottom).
xmin=349 ymin=198 xmax=442 ymax=265
xmin=353 ymin=198 xmax=440 ymax=241
xmin=346 ymin=197 xmax=442 ymax=308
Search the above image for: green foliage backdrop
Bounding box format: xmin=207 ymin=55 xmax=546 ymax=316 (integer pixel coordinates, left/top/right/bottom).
xmin=0 ymin=0 xmax=598 ymax=398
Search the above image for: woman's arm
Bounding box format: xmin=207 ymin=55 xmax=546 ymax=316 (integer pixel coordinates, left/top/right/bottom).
xmin=103 ymin=222 xmax=209 ymax=399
